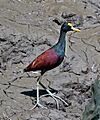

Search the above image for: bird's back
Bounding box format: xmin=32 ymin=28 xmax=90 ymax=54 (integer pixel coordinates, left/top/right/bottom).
xmin=24 ymin=47 xmax=64 ymax=73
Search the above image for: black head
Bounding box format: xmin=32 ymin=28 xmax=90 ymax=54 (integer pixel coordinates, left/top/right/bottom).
xmin=61 ymin=22 xmax=80 ymax=33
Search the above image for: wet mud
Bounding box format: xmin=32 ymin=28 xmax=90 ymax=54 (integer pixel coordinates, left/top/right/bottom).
xmin=0 ymin=0 xmax=100 ymax=119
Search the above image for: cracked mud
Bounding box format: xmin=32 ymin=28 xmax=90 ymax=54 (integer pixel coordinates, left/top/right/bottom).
xmin=0 ymin=0 xmax=100 ymax=120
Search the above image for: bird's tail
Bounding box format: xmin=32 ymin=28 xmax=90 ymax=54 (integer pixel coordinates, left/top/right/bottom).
xmin=23 ymin=62 xmax=34 ymax=72
xmin=23 ymin=67 xmax=28 ymax=72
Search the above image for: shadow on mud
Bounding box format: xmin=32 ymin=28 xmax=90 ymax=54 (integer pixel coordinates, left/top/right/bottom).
xmin=20 ymin=88 xmax=58 ymax=97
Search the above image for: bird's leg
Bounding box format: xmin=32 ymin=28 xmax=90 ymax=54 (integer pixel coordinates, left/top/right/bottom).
xmin=39 ymin=81 xmax=59 ymax=109
xmin=30 ymin=75 xmax=46 ymax=110
xmin=39 ymin=81 xmax=69 ymax=109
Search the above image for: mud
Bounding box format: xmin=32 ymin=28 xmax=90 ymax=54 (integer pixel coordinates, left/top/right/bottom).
xmin=0 ymin=0 xmax=100 ymax=120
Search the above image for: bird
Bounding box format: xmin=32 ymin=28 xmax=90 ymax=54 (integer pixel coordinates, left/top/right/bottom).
xmin=24 ymin=22 xmax=80 ymax=109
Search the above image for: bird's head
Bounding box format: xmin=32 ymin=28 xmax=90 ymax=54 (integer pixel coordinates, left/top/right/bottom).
xmin=61 ymin=22 xmax=80 ymax=33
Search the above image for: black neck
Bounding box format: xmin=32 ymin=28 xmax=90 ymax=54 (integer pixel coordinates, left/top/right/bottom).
xmin=58 ymin=30 xmax=66 ymax=43
xmin=54 ymin=30 xmax=66 ymax=54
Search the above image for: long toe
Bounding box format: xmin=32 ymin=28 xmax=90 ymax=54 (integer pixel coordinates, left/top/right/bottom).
xmin=53 ymin=94 xmax=69 ymax=106
xmin=30 ymin=102 xmax=47 ymax=110
xmin=46 ymin=89 xmax=69 ymax=108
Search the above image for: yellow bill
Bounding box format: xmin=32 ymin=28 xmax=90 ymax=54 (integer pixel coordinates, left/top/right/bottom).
xmin=71 ymin=26 xmax=81 ymax=32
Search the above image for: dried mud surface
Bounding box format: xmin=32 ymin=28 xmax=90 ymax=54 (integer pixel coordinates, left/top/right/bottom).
xmin=0 ymin=0 xmax=100 ymax=120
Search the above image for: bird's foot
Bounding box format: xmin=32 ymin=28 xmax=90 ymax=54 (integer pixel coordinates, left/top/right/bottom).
xmin=30 ymin=102 xmax=47 ymax=110
xmin=46 ymin=89 xmax=69 ymax=109
xmin=53 ymin=94 xmax=69 ymax=106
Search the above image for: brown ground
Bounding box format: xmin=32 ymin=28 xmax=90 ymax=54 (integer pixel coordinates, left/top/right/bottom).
xmin=0 ymin=0 xmax=100 ymax=120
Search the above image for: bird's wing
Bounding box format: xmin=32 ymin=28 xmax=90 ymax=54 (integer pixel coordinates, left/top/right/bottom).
xmin=24 ymin=48 xmax=59 ymax=72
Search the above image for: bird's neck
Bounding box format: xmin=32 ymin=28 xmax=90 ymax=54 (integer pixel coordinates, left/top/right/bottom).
xmin=54 ymin=30 xmax=67 ymax=56
xmin=56 ymin=30 xmax=67 ymax=51
xmin=58 ymin=30 xmax=66 ymax=44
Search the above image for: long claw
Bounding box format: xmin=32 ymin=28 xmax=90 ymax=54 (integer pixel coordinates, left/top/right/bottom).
xmin=30 ymin=102 xmax=47 ymax=110
xmin=39 ymin=81 xmax=69 ymax=108
xmin=39 ymin=81 xmax=69 ymax=109
xmin=46 ymin=89 xmax=59 ymax=109
xmin=39 ymin=92 xmax=60 ymax=109
xmin=53 ymin=94 xmax=68 ymax=106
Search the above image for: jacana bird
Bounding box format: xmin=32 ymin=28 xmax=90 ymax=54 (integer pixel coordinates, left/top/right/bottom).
xmin=24 ymin=22 xmax=80 ymax=109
